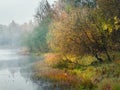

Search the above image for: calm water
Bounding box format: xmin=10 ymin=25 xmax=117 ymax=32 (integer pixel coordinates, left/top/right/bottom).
xmin=0 ymin=48 xmax=53 ymax=90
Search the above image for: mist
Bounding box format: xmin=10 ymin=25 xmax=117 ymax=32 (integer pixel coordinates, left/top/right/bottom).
xmin=0 ymin=21 xmax=35 ymax=48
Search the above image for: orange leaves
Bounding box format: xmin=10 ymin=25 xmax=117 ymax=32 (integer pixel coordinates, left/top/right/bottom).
xmin=40 ymin=69 xmax=82 ymax=86
xmin=44 ymin=53 xmax=62 ymax=66
xmin=48 ymin=9 xmax=88 ymax=56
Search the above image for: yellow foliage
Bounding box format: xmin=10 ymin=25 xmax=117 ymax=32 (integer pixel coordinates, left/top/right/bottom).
xmin=44 ymin=53 xmax=62 ymax=66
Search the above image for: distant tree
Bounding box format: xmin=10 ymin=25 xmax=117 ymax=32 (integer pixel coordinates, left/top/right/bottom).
xmin=59 ymin=0 xmax=96 ymax=8
xmin=25 ymin=19 xmax=49 ymax=53
xmin=35 ymin=0 xmax=51 ymax=24
xmin=25 ymin=0 xmax=51 ymax=53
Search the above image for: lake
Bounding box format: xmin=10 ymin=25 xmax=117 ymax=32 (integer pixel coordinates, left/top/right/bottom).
xmin=0 ymin=48 xmax=54 ymax=90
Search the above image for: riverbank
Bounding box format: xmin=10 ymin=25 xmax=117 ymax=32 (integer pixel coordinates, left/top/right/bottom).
xmin=33 ymin=53 xmax=120 ymax=90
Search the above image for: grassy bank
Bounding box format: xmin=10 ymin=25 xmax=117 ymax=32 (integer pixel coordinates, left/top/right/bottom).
xmin=33 ymin=53 xmax=120 ymax=90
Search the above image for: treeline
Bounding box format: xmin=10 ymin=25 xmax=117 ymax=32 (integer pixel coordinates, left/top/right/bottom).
xmin=26 ymin=0 xmax=120 ymax=63
xmin=0 ymin=21 xmax=24 ymax=46
xmin=24 ymin=0 xmax=50 ymax=53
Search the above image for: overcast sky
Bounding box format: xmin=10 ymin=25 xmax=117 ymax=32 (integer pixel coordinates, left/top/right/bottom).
xmin=0 ymin=0 xmax=56 ymax=25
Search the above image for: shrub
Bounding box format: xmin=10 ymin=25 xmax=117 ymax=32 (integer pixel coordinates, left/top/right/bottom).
xmin=98 ymin=78 xmax=120 ymax=90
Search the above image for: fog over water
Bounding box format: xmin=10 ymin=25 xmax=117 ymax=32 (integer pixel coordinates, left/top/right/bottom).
xmin=0 ymin=0 xmax=59 ymax=90
xmin=0 ymin=48 xmax=48 ymax=90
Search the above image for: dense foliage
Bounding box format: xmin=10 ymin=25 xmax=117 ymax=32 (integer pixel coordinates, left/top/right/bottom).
xmin=31 ymin=0 xmax=120 ymax=89
xmin=25 ymin=20 xmax=49 ymax=53
xmin=24 ymin=0 xmax=50 ymax=53
xmin=48 ymin=0 xmax=120 ymax=62
xmin=25 ymin=0 xmax=120 ymax=61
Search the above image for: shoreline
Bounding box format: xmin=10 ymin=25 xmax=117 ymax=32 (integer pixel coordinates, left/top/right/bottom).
xmin=32 ymin=53 xmax=120 ymax=90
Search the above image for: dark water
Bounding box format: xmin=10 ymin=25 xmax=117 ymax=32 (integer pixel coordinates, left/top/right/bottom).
xmin=0 ymin=48 xmax=53 ymax=90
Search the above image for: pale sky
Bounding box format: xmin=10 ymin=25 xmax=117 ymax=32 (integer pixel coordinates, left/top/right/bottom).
xmin=0 ymin=0 xmax=56 ymax=25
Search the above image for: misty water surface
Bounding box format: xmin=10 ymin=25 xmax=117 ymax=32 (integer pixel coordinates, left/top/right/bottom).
xmin=0 ymin=48 xmax=53 ymax=90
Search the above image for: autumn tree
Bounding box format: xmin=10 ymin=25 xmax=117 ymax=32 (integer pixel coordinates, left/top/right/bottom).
xmin=48 ymin=0 xmax=120 ymax=63
xmin=48 ymin=8 xmax=99 ymax=61
xmin=88 ymin=0 xmax=120 ymax=61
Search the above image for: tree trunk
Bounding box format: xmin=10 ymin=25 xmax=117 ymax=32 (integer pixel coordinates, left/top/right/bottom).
xmin=103 ymin=46 xmax=112 ymax=62
xmin=105 ymin=49 xmax=112 ymax=62
xmin=95 ymin=53 xmax=104 ymax=63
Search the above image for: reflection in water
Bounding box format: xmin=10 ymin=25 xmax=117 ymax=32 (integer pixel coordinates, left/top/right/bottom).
xmin=0 ymin=69 xmax=38 ymax=90
xmin=0 ymin=48 xmax=51 ymax=90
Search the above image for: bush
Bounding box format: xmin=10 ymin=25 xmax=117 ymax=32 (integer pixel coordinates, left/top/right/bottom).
xmin=98 ymin=78 xmax=120 ymax=90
